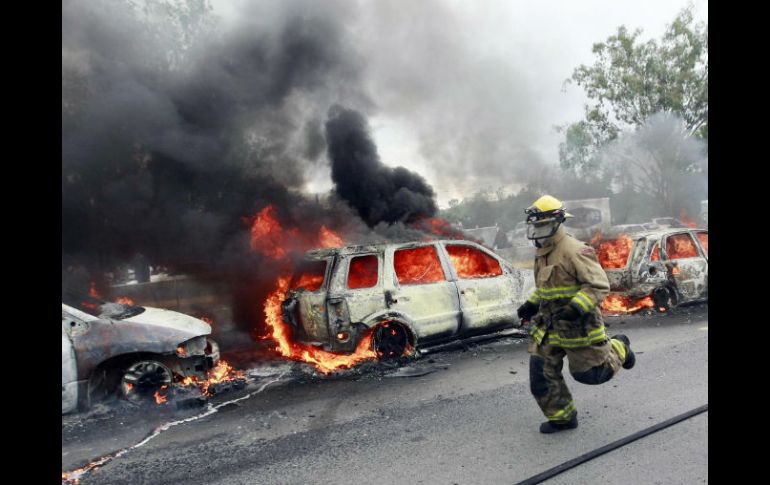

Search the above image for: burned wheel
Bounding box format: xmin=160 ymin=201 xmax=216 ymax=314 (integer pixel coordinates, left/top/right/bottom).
xmin=120 ymin=360 xmax=173 ymax=403
xmin=652 ymin=286 xmax=677 ymax=312
xmin=372 ymin=322 xmax=409 ymax=360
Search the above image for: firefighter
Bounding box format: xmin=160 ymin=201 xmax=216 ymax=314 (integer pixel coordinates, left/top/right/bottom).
xmin=516 ymin=195 xmax=636 ymax=433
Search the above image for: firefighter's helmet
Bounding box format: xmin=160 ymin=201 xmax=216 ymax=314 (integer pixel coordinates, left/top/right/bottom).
xmin=525 ymin=195 xmax=573 ymax=240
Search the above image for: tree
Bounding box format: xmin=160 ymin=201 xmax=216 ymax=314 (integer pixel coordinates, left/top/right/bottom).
xmin=603 ymin=112 xmax=707 ymax=218
xmin=559 ymin=6 xmax=708 ymax=174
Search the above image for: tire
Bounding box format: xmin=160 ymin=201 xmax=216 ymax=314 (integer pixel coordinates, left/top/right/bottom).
xmin=652 ymin=286 xmax=677 ymax=312
xmin=372 ymin=322 xmax=410 ymax=360
xmin=120 ymin=360 xmax=173 ymax=403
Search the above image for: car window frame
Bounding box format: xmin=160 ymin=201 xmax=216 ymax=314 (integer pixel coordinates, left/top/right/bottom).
xmin=442 ymin=242 xmax=504 ymax=280
xmin=345 ymin=253 xmax=381 ymax=290
xmin=392 ymin=243 xmax=449 ymax=287
xmin=661 ymin=231 xmax=702 ymax=261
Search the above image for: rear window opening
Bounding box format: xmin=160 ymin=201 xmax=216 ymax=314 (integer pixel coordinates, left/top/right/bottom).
xmin=445 ymin=245 xmax=502 ymax=279
xmin=290 ymin=260 xmax=328 ymax=292
xmin=348 ymin=255 xmax=379 ymax=289
xmin=394 ymin=246 xmax=446 ymax=285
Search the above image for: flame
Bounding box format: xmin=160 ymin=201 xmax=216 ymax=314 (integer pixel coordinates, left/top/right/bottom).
xmin=679 ymin=209 xmax=698 ymax=228
xmin=89 ymin=281 xmax=100 ymax=298
xmin=601 ymin=294 xmax=655 ymax=314
xmin=249 ymin=205 xmax=345 ymax=260
xmin=411 ymin=217 xmax=470 ymax=240
xmin=393 ymin=246 xmax=446 ymax=284
xmin=249 ymin=205 xmax=293 ymax=259
xmin=262 ymin=276 xmax=377 ymax=374
xmin=696 ymin=232 xmax=708 ymax=255
xmin=590 ymin=231 xmax=602 ymax=246
xmin=200 ymin=316 xmax=214 ymax=325
xmin=666 ymin=234 xmax=698 ymax=259
xmin=319 ymin=225 xmax=344 ymax=248
xmin=115 ymin=296 xmax=135 ymax=305
xmin=651 ymin=243 xmax=660 ymax=261
xmin=595 ymin=234 xmax=634 ymax=269
xmin=248 ymin=206 xmax=378 ymax=373
xmin=153 ymin=385 xmax=168 ymax=405
xmin=292 ymin=272 xmax=325 ymax=292
xmin=80 ymin=301 xmax=98 ymax=311
xmin=177 ymin=360 xmax=245 ymax=396
xmin=347 ymin=254 xmax=378 ymax=289
xmin=446 ymin=244 xmax=502 ymax=278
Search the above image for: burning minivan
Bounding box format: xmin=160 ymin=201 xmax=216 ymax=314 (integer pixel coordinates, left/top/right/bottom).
xmin=280 ymin=240 xmax=534 ymax=358
xmin=595 ymin=229 xmax=708 ymax=313
xmin=62 ymin=291 xmax=220 ymax=414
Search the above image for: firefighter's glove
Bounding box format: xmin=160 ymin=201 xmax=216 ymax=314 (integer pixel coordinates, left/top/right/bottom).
xmin=553 ymin=304 xmax=580 ymax=322
xmin=517 ymin=301 xmax=539 ymax=321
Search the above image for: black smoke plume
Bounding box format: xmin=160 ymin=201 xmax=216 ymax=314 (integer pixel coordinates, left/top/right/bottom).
xmin=62 ymin=1 xmax=368 ymax=337
xmin=325 ymin=106 xmax=438 ymax=227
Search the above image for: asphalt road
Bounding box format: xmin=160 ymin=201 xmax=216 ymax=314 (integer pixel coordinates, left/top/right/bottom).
xmin=62 ymin=305 xmax=708 ymax=484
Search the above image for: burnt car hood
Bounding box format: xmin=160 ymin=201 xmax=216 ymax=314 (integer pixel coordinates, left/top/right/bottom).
xmin=120 ymin=307 xmax=211 ymax=336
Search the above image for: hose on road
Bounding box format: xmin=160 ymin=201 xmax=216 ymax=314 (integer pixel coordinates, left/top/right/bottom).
xmin=514 ymin=404 xmax=708 ymax=485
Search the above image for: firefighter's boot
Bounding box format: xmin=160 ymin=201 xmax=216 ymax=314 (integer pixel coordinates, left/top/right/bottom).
xmin=613 ymin=334 xmax=636 ymax=370
xmin=539 ymin=412 xmax=578 ymax=434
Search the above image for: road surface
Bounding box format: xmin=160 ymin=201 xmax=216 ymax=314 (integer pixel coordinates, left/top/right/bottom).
xmin=62 ymin=305 xmax=707 ymax=484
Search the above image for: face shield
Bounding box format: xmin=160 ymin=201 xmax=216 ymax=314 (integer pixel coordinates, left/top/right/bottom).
xmin=525 ymin=209 xmax=565 ymax=241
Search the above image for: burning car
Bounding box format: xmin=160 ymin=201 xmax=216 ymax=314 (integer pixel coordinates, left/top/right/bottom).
xmin=62 ymin=291 xmax=220 ymax=414
xmin=595 ymin=228 xmax=708 ymax=313
xmin=280 ymin=240 xmax=534 ymax=358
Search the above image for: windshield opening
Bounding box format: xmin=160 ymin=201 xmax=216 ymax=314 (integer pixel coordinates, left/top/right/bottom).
xmin=62 ymin=288 xmax=145 ymax=319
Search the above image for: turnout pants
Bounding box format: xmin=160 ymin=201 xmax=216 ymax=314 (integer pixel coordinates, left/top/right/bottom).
xmin=528 ymin=337 xmax=627 ymax=423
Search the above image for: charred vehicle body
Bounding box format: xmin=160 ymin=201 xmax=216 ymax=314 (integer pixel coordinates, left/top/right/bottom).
xmin=597 ymin=229 xmax=708 ymax=311
xmin=281 ymin=240 xmax=534 ymax=357
xmin=62 ymin=292 xmax=220 ymax=414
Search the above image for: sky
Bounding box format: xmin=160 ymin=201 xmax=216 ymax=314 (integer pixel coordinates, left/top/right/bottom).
xmin=192 ymin=0 xmax=708 ymax=208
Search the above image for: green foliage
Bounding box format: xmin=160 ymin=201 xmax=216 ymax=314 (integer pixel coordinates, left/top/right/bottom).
xmin=568 ymin=7 xmax=707 ymax=140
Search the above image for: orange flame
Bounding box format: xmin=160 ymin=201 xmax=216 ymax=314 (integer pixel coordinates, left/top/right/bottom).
xmin=319 ymin=225 xmax=344 ymax=248
xmin=177 ymin=360 xmax=245 ymax=396
xmin=89 ymin=281 xmax=100 ymax=298
xmin=696 ymin=233 xmax=708 ymax=255
xmin=115 ymin=296 xmax=135 ymax=305
xmin=154 ymin=385 xmax=168 ymax=405
xmin=446 ymin=244 xmax=502 ymax=278
xmin=262 ymin=276 xmax=377 ymax=374
xmin=249 ymin=205 xmax=345 ymax=260
xmin=601 ymin=294 xmax=655 ymax=314
xmin=248 ymin=206 xmax=378 ymax=373
xmin=666 ymin=234 xmax=698 ymax=259
xmin=250 ymin=205 xmax=294 ymax=259
xmin=679 ymin=209 xmax=698 ymax=228
xmin=595 ymin=234 xmax=634 ymax=269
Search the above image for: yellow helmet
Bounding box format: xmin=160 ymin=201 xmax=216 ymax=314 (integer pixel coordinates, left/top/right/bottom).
xmin=525 ymin=195 xmax=572 ymax=240
xmin=527 ymin=195 xmax=573 ymax=216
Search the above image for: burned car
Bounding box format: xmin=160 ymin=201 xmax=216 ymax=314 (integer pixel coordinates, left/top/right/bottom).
xmin=62 ymin=291 xmax=220 ymax=414
xmin=281 ymin=240 xmax=534 ymax=357
xmin=596 ymin=228 xmax=708 ymax=311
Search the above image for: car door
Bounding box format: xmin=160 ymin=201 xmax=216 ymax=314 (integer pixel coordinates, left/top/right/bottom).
xmin=384 ymin=243 xmax=461 ymax=344
xmin=662 ymin=232 xmax=708 ymax=300
xmin=440 ymin=243 xmax=518 ymax=336
xmin=326 ymin=252 xmax=385 ymax=349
